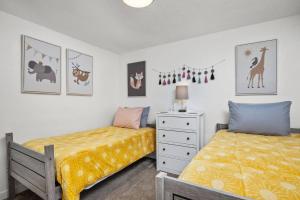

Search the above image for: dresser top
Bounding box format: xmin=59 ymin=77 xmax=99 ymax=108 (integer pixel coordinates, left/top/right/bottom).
xmin=156 ymin=111 xmax=204 ymax=117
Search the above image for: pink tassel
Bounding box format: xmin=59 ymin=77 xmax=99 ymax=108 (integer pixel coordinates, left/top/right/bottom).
xmin=182 ymin=72 xmax=186 ymax=78
xmin=205 ymin=76 xmax=208 ymax=83
xmin=163 ymin=79 xmax=167 ymax=85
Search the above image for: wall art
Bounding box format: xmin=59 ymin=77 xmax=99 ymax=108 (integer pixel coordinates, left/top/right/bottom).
xmin=128 ymin=61 xmax=146 ymax=97
xmin=21 ymin=35 xmax=61 ymax=94
xmin=236 ymin=39 xmax=277 ymax=95
xmin=66 ymin=49 xmax=93 ymax=96
xmin=152 ymin=59 xmax=225 ymax=86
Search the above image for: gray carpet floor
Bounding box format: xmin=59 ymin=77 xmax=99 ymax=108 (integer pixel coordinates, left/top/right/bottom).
xmin=15 ymin=158 xmax=157 ymax=200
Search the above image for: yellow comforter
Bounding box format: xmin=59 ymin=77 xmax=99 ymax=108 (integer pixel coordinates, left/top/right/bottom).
xmin=180 ymin=130 xmax=300 ymax=200
xmin=23 ymin=126 xmax=155 ymax=200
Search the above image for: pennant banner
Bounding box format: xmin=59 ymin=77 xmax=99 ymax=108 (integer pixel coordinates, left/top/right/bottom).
xmin=25 ymin=43 xmax=60 ymax=63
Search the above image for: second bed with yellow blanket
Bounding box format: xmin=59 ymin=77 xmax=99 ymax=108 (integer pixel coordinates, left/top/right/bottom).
xmin=24 ymin=126 xmax=155 ymax=200
xmin=179 ymin=130 xmax=300 ymax=200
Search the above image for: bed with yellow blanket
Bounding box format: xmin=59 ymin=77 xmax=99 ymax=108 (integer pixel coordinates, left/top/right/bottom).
xmin=6 ymin=126 xmax=155 ymax=200
xmin=156 ymin=124 xmax=300 ymax=200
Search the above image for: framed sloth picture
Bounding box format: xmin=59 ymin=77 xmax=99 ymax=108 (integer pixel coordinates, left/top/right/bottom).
xmin=235 ymin=39 xmax=277 ymax=96
xmin=127 ymin=61 xmax=146 ymax=97
xmin=21 ymin=35 xmax=61 ymax=94
xmin=66 ymin=49 xmax=93 ymax=96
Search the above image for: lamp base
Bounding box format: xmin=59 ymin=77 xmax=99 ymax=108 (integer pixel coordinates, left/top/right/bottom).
xmin=178 ymin=109 xmax=187 ymax=112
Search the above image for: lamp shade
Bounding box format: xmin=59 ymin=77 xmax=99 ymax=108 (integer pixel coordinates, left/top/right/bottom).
xmin=176 ymin=85 xmax=189 ymax=100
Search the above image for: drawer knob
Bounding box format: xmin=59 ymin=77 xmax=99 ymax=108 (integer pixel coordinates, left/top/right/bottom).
xmin=162 ymin=121 xmax=165 ymax=124
xmin=187 ymin=137 xmax=190 ymax=141
xmin=186 ymin=122 xmax=190 ymax=126
xmin=163 ymin=148 xmax=166 ymax=151
xmin=162 ymin=134 xmax=166 ymax=138
xmin=187 ymin=152 xmax=190 ymax=156
xmin=163 ymin=161 xmax=166 ymax=165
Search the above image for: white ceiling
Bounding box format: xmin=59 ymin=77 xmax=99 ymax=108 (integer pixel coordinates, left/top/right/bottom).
xmin=1 ymin=0 xmax=300 ymax=53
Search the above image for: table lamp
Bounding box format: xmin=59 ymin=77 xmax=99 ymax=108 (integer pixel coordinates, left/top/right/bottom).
xmin=176 ymin=85 xmax=189 ymax=112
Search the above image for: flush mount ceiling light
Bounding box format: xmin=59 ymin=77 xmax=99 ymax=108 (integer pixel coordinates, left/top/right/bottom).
xmin=123 ymin=0 xmax=154 ymax=8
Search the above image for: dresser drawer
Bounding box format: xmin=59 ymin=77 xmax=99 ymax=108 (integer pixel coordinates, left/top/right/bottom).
xmin=158 ymin=116 xmax=197 ymax=131
xmin=158 ymin=156 xmax=190 ymax=174
xmin=158 ymin=130 xmax=197 ymax=146
xmin=158 ymin=143 xmax=197 ymax=160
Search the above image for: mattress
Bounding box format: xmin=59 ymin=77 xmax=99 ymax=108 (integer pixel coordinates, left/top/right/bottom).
xmin=179 ymin=130 xmax=300 ymax=200
xmin=24 ymin=126 xmax=156 ymax=200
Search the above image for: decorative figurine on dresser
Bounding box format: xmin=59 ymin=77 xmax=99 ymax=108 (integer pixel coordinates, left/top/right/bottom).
xmin=156 ymin=112 xmax=204 ymax=175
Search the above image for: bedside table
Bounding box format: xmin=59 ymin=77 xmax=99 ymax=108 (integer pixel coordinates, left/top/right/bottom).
xmin=156 ymin=112 xmax=204 ymax=175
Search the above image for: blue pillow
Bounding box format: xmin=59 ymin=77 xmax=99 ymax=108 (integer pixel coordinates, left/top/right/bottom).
xmin=140 ymin=107 xmax=150 ymax=128
xmin=228 ymin=101 xmax=291 ymax=136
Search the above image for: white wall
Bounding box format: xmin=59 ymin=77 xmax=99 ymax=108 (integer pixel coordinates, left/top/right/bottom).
xmin=119 ymin=15 xmax=300 ymax=143
xmin=0 ymin=11 xmax=120 ymax=198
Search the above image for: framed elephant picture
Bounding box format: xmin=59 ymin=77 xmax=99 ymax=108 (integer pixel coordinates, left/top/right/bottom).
xmin=66 ymin=49 xmax=93 ymax=96
xmin=235 ymin=39 xmax=277 ymax=96
xmin=21 ymin=35 xmax=61 ymax=94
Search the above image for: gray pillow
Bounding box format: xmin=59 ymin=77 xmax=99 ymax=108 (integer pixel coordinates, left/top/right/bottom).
xmin=228 ymin=101 xmax=291 ymax=136
xmin=140 ymin=107 xmax=150 ymax=128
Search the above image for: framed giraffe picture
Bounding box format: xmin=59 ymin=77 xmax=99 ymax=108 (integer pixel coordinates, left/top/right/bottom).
xmin=235 ymin=39 xmax=277 ymax=96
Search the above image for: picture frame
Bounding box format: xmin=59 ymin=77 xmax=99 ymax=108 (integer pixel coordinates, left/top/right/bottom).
xmin=235 ymin=39 xmax=277 ymax=96
xmin=21 ymin=35 xmax=61 ymax=94
xmin=127 ymin=61 xmax=146 ymax=97
xmin=66 ymin=49 xmax=93 ymax=96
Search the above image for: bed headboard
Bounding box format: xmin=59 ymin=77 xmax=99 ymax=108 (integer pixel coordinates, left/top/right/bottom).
xmin=216 ymin=123 xmax=228 ymax=132
xmin=216 ymin=123 xmax=300 ymax=134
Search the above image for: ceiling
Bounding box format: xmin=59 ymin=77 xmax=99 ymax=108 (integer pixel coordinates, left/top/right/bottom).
xmin=0 ymin=0 xmax=300 ymax=54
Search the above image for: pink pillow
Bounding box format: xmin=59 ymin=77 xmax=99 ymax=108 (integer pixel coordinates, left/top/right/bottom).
xmin=113 ymin=107 xmax=143 ymax=129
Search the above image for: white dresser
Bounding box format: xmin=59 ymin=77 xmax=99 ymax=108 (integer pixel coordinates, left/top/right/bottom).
xmin=156 ymin=112 xmax=204 ymax=175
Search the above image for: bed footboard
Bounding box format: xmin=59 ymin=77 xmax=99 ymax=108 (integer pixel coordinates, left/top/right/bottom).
xmin=6 ymin=133 xmax=60 ymax=200
xmin=156 ymin=172 xmax=249 ymax=200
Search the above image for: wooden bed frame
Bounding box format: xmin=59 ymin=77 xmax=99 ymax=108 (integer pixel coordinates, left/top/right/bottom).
xmin=155 ymin=123 xmax=300 ymax=200
xmin=6 ymin=133 xmax=57 ymax=200
xmin=5 ymin=130 xmax=155 ymax=200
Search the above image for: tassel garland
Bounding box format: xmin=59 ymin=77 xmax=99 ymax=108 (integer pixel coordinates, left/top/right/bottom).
xmin=187 ymin=69 xmax=191 ymax=80
xmin=210 ymin=67 xmax=215 ymax=80
xmin=159 ymin=73 xmax=162 ymax=85
xmin=198 ymin=71 xmax=201 ymax=84
xmin=167 ymin=73 xmax=171 ymax=85
xmin=182 ymin=66 xmax=186 ymax=78
xmin=204 ymin=70 xmax=208 ymax=83
xmin=162 ymin=74 xmax=166 ymax=86
xmin=192 ymin=70 xmax=196 ymax=83
xmin=152 ymin=59 xmax=225 ymax=86
xmin=172 ymin=72 xmax=176 ymax=84
xmin=177 ymin=73 xmax=181 ymax=82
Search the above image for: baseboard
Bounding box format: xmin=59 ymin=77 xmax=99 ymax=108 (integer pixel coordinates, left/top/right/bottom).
xmin=0 ymin=183 xmax=27 ymax=200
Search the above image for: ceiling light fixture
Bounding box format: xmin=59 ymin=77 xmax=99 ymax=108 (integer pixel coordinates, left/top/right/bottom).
xmin=123 ymin=0 xmax=154 ymax=8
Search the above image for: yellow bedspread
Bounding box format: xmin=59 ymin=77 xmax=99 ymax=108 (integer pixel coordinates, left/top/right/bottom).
xmin=179 ymin=130 xmax=300 ymax=200
xmin=23 ymin=126 xmax=155 ymax=200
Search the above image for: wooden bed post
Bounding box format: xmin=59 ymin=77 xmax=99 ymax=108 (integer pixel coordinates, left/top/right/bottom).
xmin=156 ymin=172 xmax=166 ymax=200
xmin=6 ymin=132 xmax=15 ymax=200
xmin=44 ymin=145 xmax=55 ymax=200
